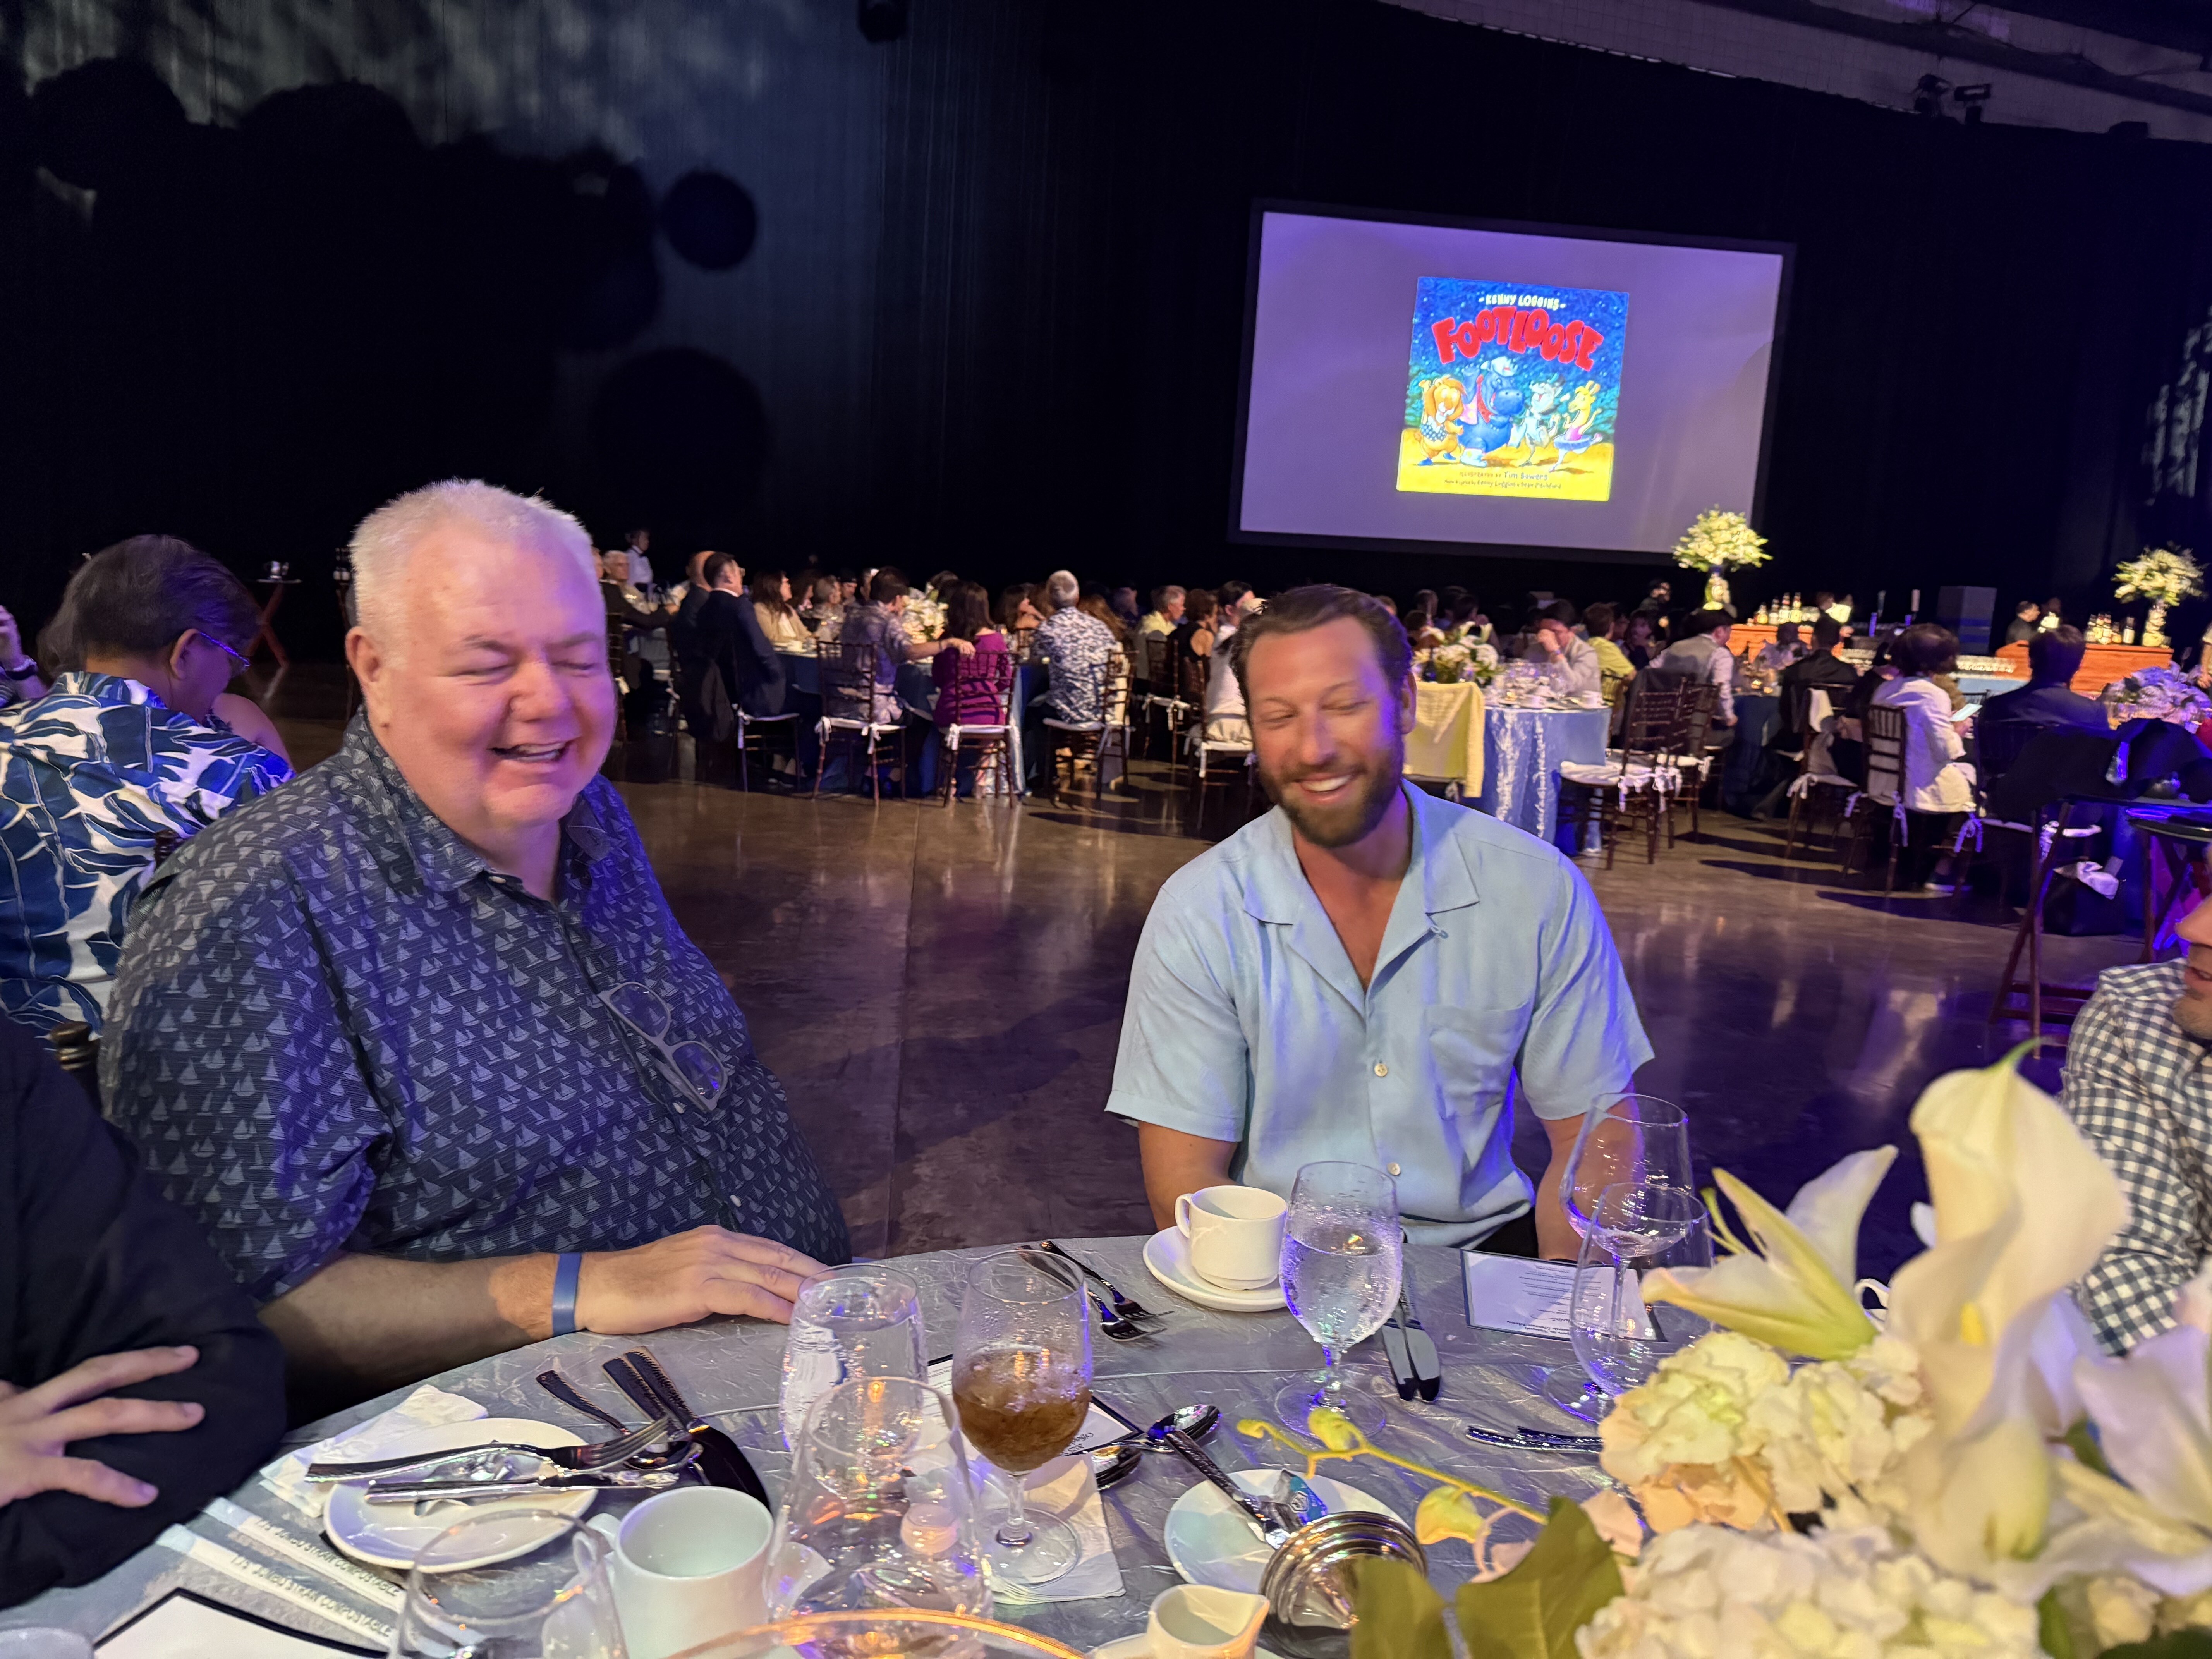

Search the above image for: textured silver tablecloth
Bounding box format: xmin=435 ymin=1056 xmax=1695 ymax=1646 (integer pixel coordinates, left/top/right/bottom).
xmin=5 ymin=1238 xmax=1606 ymax=1651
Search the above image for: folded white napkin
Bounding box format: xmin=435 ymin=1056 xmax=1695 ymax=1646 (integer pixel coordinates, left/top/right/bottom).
xmin=261 ymin=1383 xmax=487 ymax=1519
xmin=983 ymin=1451 xmax=1123 ymax=1606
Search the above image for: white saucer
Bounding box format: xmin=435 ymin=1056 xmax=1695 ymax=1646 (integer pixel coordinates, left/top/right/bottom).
xmin=1163 ymin=1469 xmax=1405 ymax=1595
xmin=1143 ymin=1229 xmax=1287 ymax=1313
xmin=1094 ymin=1637 xmax=1282 ymax=1659
xmin=323 ymin=1417 xmax=595 ymax=1571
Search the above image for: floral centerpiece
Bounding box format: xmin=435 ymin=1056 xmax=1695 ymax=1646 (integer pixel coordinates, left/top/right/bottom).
xmin=2102 ymin=665 xmax=2210 ymax=730
xmin=1340 ymin=1049 xmax=2212 ymax=1657
xmin=1671 ymin=508 xmax=1771 ymax=613
xmin=1420 ymin=637 xmax=1501 ymax=687
xmin=903 ymin=595 xmax=946 ymax=643
xmin=2114 ymin=545 xmax=2204 ymax=650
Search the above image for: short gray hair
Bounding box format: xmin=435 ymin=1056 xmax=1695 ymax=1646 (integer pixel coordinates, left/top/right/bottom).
xmin=1044 ymin=569 xmax=1079 ymax=609
xmin=350 ymin=480 xmax=596 ymax=644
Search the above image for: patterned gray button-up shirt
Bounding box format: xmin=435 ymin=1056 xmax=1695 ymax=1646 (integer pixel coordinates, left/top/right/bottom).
xmin=2063 ymin=960 xmax=2212 ymax=1353
xmin=101 ymin=718 xmax=849 ymax=1302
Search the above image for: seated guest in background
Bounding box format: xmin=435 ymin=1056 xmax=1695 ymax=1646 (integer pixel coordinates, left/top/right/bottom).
xmin=1633 ymin=580 xmax=1673 ymax=645
xmin=0 ymin=1020 xmax=285 ymax=1607
xmin=1753 ymin=621 xmax=1806 ymax=676
xmin=2040 ymin=597 xmax=2064 ymax=633
xmin=836 ymin=570 xmax=860 ymax=608
xmin=1870 ymin=623 xmax=1974 ymax=893
xmin=933 ymin=582 xmax=1012 ymax=798
xmin=0 ymin=606 xmax=47 ymax=711
xmin=2066 ymin=895 xmax=2212 ymax=1353
xmin=1110 ymin=586 xmax=1143 ymax=635
xmin=1978 ymin=625 xmax=2106 ymax=737
xmin=1527 ymin=601 xmax=1601 ymax=699
xmin=2005 ymin=599 xmax=2042 ymax=645
xmin=698 ymin=554 xmax=788 ymax=718
xmin=997 ymin=582 xmax=1043 ymax=639
xmin=1077 ymin=588 xmax=1129 ymax=649
xmin=747 ymin=568 xmax=811 ymax=651
xmin=0 ymin=538 xmax=292 ymax=1034
xmin=1142 ymin=586 xmax=1185 ymax=643
xmin=807 ymin=574 xmax=847 ymax=639
xmin=1583 ymin=603 xmax=1635 ymax=709
xmin=103 ymin=481 xmax=848 ymax=1408
xmin=926 ymin=569 xmax=960 ymax=601
xmin=1656 ymin=608 xmax=1738 ymax=728
xmin=1621 ymin=610 xmax=1659 ymax=670
xmin=1034 ymin=569 xmax=1116 ymax=721
xmin=1774 ymin=615 xmax=1860 ymax=742
xmin=1216 ymin=581 xmax=1262 ymax=642
xmin=1109 ymin=586 xmax=1651 ymax=1258
xmin=1169 ymin=588 xmax=1219 ymax=704
xmin=843 ymin=568 xmax=972 ymax=727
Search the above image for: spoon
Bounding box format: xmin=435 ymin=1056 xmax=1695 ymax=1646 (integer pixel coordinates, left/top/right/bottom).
xmin=1087 ymin=1404 xmax=1220 ymax=1486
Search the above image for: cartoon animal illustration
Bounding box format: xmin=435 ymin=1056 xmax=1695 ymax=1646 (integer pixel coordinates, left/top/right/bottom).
xmin=1455 ymin=357 xmax=1525 ymax=467
xmin=1416 ymin=376 xmax=1467 ymax=464
xmin=1511 ymin=378 xmax=1563 ymax=465
xmin=1550 ymin=380 xmax=1604 ymax=472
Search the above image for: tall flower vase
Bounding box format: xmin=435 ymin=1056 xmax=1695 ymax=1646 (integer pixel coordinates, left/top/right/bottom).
xmin=1704 ymin=572 xmax=1732 ymax=613
xmin=2148 ymin=600 xmax=2171 ymax=649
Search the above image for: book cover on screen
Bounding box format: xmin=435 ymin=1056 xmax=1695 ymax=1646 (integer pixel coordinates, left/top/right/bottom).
xmin=1398 ymin=278 xmax=1627 ymax=501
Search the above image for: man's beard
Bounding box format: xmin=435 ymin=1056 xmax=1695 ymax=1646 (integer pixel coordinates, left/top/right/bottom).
xmin=1259 ymin=739 xmax=1405 ymax=849
xmin=2176 ymin=991 xmax=2212 ymax=1042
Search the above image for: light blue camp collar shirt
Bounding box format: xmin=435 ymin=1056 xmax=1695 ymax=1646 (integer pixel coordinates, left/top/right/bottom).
xmin=1108 ymin=784 xmax=1652 ymax=1246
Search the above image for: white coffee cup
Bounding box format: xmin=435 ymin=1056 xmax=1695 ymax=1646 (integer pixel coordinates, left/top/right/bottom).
xmin=1175 ymin=1184 xmax=1288 ymax=1290
xmin=587 ymin=1486 xmax=771 ymax=1659
xmin=1149 ymin=1584 xmax=1270 ymax=1659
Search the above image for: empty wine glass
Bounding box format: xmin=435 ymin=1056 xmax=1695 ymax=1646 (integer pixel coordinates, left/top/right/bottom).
xmin=392 ymin=1513 xmax=623 ymax=1659
xmin=1274 ymin=1160 xmax=1403 ymax=1437
xmin=1559 ymin=1094 xmax=1693 ymax=1245
xmin=1549 ymin=1183 xmax=1712 ymax=1425
xmin=765 ymin=1375 xmax=991 ymax=1619
xmin=950 ymin=1249 xmax=1094 ymax=1588
xmin=780 ymin=1264 xmax=928 ymax=1449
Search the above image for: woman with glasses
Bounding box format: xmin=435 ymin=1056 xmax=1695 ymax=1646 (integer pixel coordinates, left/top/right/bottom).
xmin=0 ymin=536 xmax=294 ymax=1035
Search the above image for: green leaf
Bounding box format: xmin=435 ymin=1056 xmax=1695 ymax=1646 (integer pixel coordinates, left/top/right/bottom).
xmin=1351 ymin=1556 xmax=1450 ymax=1659
xmin=1454 ymin=1496 xmax=1626 ymax=1659
xmin=2036 ymin=1587 xmax=2079 ymax=1659
xmin=2103 ymin=1634 xmax=2212 ymax=1659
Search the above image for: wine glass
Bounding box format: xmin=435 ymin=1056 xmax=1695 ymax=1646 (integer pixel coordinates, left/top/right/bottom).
xmin=950 ymin=1249 xmax=1094 ymax=1588
xmin=1559 ymin=1094 xmax=1693 ymax=1245
xmin=1273 ymin=1160 xmax=1403 ymax=1437
xmin=1552 ymin=1183 xmax=1712 ymax=1425
xmin=780 ymin=1264 xmax=928 ymax=1449
xmin=765 ymin=1374 xmax=992 ymax=1618
xmin=392 ymin=1513 xmax=623 ymax=1659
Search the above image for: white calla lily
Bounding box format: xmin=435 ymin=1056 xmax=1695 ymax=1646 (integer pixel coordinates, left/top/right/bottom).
xmin=1886 ymin=1048 xmax=2129 ymax=1574
xmin=2076 ymin=1321 xmax=2212 ymax=1534
xmin=1642 ymin=1148 xmax=1893 ymax=1362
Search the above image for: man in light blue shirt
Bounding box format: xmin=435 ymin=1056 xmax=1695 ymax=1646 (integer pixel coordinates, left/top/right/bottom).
xmin=1108 ymin=586 xmax=1652 ymax=1256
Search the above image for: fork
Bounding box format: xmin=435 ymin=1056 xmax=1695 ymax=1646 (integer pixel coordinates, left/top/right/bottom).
xmin=307 ymin=1413 xmax=673 ymax=1482
xmin=1039 ymin=1240 xmax=1163 ymax=1327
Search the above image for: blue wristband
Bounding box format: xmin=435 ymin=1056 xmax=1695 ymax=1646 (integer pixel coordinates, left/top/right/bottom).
xmin=551 ymin=1252 xmax=583 ymax=1336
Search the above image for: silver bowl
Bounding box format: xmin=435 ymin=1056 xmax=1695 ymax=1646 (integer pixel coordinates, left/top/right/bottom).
xmin=1259 ymin=1510 xmax=1428 ymax=1638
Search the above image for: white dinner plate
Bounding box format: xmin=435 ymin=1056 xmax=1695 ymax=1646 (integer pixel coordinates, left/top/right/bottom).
xmin=1163 ymin=1469 xmax=1406 ymax=1595
xmin=323 ymin=1417 xmax=596 ymax=1571
xmin=1142 ymin=1228 xmax=1287 ymax=1313
xmin=1093 ymin=1637 xmax=1283 ymax=1659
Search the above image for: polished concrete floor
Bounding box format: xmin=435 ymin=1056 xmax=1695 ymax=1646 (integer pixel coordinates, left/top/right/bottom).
xmin=263 ymin=668 xmax=2138 ymax=1276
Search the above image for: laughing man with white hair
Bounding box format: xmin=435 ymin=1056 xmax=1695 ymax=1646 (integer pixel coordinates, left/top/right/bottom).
xmin=102 ymin=480 xmax=848 ymax=1408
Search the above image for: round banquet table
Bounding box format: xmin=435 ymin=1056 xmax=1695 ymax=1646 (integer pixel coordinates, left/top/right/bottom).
xmin=1470 ymin=704 xmax=1612 ymax=853
xmin=14 ymin=1238 xmax=1607 ymax=1650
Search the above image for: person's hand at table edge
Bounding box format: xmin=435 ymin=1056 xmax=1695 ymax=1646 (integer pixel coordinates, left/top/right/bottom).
xmin=0 ymin=1346 xmax=204 ymax=1509
xmin=575 ymin=1226 xmax=831 ymax=1334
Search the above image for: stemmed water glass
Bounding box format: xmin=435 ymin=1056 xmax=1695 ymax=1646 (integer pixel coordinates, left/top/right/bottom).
xmin=778 ymin=1264 xmax=929 ymax=1449
xmin=391 ymin=1513 xmax=625 ymax=1659
xmin=1559 ymin=1094 xmax=1694 ymax=1245
xmin=1560 ymin=1182 xmax=1714 ymax=1422
xmin=1273 ymin=1160 xmax=1404 ymax=1437
xmin=949 ymin=1249 xmax=1094 ymax=1588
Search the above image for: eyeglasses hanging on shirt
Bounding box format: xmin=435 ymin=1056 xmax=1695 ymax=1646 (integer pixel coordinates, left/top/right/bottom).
xmin=599 ymin=982 xmax=727 ymax=1113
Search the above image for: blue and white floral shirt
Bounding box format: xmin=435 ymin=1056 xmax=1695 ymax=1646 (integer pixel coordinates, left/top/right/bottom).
xmin=0 ymin=673 xmax=292 ymax=1034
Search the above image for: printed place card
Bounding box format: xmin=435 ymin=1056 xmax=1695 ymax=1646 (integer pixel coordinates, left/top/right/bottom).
xmin=1460 ymin=1251 xmax=1653 ymax=1340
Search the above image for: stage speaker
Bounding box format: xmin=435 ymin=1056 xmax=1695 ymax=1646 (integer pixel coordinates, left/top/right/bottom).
xmin=1938 ymin=586 xmax=1996 ymax=654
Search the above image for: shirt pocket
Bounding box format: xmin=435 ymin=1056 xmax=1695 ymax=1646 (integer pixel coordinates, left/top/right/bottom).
xmin=1424 ymin=1004 xmax=1524 ymax=1122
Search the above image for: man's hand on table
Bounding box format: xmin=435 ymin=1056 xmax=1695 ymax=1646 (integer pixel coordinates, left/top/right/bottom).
xmin=0 ymin=1346 xmax=204 ymax=1509
xmin=576 ymin=1227 xmax=831 ymax=1333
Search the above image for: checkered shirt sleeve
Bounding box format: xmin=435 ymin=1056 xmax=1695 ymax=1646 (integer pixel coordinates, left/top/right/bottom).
xmin=2063 ymin=962 xmax=2212 ymax=1353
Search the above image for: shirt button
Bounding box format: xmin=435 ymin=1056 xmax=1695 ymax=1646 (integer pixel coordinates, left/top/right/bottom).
xmin=1373 ymin=1061 xmax=1389 ymax=1077
xmin=1387 ymin=1163 xmax=1403 ymax=1177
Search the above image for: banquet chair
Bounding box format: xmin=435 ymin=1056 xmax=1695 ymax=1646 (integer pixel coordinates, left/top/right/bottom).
xmin=1561 ymin=683 xmax=1685 ymax=868
xmin=1781 ymin=688 xmax=1858 ymax=860
xmin=1140 ymin=634 xmax=1193 ymax=762
xmin=935 ymin=649 xmax=1022 ymax=806
xmin=731 ymin=705 xmax=803 ymax=793
xmin=1043 ymin=652 xmax=1133 ymax=798
xmin=813 ymin=641 xmax=902 ymax=802
xmin=1839 ymin=702 xmax=1908 ymax=893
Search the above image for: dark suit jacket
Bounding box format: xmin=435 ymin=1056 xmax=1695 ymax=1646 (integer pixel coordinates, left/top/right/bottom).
xmin=0 ymin=1021 xmax=285 ymax=1605
xmin=1978 ymin=679 xmax=2109 ymax=736
xmin=699 ymin=590 xmax=788 ymax=718
xmin=1770 ymin=649 xmax=1860 ymax=743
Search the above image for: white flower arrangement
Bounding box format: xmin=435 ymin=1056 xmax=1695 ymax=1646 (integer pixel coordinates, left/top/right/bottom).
xmin=902 ymin=596 xmax=946 ymax=642
xmin=1672 ymin=509 xmax=1769 ymax=612
xmin=2103 ymin=664 xmax=2210 ymax=728
xmin=2114 ymin=545 xmax=2205 ymax=649
xmin=1420 ymin=638 xmax=1499 ymax=687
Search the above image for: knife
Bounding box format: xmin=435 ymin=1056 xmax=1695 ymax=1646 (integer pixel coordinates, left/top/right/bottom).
xmin=605 ymin=1349 xmax=771 ymax=1507
xmin=364 ymin=1465 xmax=690 ymax=1504
xmin=1090 ymin=1394 xmax=1287 ymax=1548
xmin=1399 ymin=1282 xmax=1441 ymax=1403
